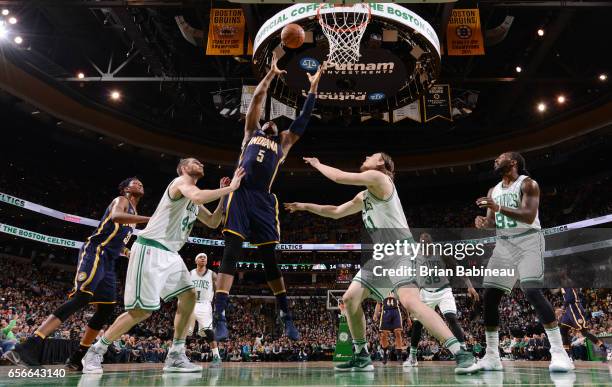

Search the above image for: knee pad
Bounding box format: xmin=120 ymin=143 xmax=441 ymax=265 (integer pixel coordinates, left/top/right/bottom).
xmin=258 ymin=244 xmax=281 ymax=282
xmin=220 ymin=234 xmax=243 ymax=276
xmin=380 ymin=330 xmax=389 ymax=348
xmin=54 ymin=291 xmax=92 ymax=321
xmin=522 ymin=288 xmax=555 ymax=325
xmin=483 ymin=288 xmax=505 ymax=327
xmin=88 ymin=303 xmax=115 ymax=330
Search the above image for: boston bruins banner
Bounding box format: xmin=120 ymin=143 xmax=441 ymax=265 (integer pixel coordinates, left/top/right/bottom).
xmin=447 ymin=9 xmax=485 ymax=56
xmin=206 ymin=9 xmax=246 ymax=56
xmin=423 ymin=84 xmax=452 ymax=122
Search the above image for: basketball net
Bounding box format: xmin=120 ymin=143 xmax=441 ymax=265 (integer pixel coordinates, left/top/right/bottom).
xmin=317 ymin=4 xmax=371 ymax=65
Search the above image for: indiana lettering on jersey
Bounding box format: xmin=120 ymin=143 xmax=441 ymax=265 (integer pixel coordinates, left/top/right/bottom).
xmin=494 ymin=192 xmax=520 ymax=209
xmin=248 ymin=136 xmax=279 ymax=153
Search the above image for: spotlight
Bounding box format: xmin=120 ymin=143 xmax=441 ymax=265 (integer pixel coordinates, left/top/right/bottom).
xmin=537 ymin=102 xmax=546 ymax=112
xmin=537 ymin=29 xmax=544 ymax=37
xmin=1 ymin=9 xmax=8 ymax=16
xmin=515 ymin=66 xmax=522 ymax=73
xmin=8 ymin=17 xmax=16 ymax=25
xmin=13 ymin=36 xmax=22 ymax=44
xmin=77 ymin=72 xmax=85 ymax=79
xmin=556 ymin=95 xmax=566 ymax=104
xmin=110 ymin=90 xmax=121 ymax=100
xmin=599 ymin=73 xmax=608 ymax=82
xmin=0 ymin=24 xmax=7 ymax=40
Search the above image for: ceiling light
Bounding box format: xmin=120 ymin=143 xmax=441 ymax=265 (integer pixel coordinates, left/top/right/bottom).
xmin=537 ymin=102 xmax=546 ymax=112
xmin=515 ymin=66 xmax=522 ymax=73
xmin=537 ymin=29 xmax=544 ymax=37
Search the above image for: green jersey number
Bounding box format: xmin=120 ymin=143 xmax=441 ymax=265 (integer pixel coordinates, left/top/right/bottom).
xmin=423 ymin=261 xmax=441 ymax=285
xmin=495 ymin=213 xmax=517 ymax=228
xmin=181 ymin=216 xmax=196 ymax=232
xmin=364 ymin=215 xmax=376 ymax=231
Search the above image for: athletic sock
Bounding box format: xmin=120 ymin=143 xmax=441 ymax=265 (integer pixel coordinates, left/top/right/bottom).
xmin=170 ymin=339 xmax=186 ymax=354
xmin=353 ymin=339 xmax=368 ymax=355
xmin=545 ymin=326 xmax=564 ymax=350
xmin=214 ymin=292 xmax=229 ymax=319
xmin=409 ymin=347 xmax=417 ymax=358
xmin=443 ymin=337 xmax=461 ymax=355
xmin=212 ymin=347 xmax=220 ymax=357
xmin=275 ymin=291 xmax=289 ymax=317
xmin=485 ymin=329 xmax=500 ymax=356
xmin=92 ymin=336 xmax=112 ymax=353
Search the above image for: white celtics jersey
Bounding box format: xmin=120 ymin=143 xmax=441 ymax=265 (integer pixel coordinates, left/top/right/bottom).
xmin=190 ymin=268 xmax=214 ymax=303
xmin=416 ymin=254 xmax=451 ymax=292
xmin=361 ymin=178 xmax=413 ymax=242
xmin=139 ymin=178 xmax=199 ymax=252
xmin=491 ymin=175 xmax=541 ymax=231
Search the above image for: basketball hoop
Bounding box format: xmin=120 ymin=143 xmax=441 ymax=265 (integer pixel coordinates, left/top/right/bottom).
xmin=317 ymin=3 xmax=371 ymax=65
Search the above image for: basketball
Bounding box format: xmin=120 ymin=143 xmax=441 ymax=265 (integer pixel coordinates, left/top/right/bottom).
xmin=281 ymin=23 xmax=305 ymax=49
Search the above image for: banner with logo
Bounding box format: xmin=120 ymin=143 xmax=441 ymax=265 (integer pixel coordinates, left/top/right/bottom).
xmin=423 ymin=84 xmax=452 ymax=122
xmin=206 ymin=8 xmax=246 ymax=56
xmin=392 ymin=100 xmax=421 ymax=123
xmin=447 ymin=8 xmax=485 ymax=56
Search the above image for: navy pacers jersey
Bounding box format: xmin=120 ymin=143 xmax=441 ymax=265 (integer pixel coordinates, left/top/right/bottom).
xmin=86 ymin=201 xmax=136 ymax=258
xmin=239 ymin=130 xmax=283 ymax=192
xmin=70 ymin=199 xmax=136 ymax=302
xmin=561 ymin=288 xmax=581 ymax=306
xmin=380 ymin=296 xmax=402 ymax=331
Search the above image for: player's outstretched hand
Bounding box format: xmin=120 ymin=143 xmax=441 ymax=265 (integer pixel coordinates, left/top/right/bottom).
xmin=220 ymin=177 xmax=231 ymax=188
xmin=303 ymin=157 xmax=320 ymax=168
xmin=229 ymin=167 xmax=246 ymax=191
xmin=306 ymin=63 xmax=326 ymax=92
xmin=474 ymin=215 xmax=488 ymax=229
xmin=271 ymin=52 xmax=287 ymax=76
xmin=468 ymin=287 xmax=480 ymax=302
xmin=284 ymin=202 xmax=306 ymax=213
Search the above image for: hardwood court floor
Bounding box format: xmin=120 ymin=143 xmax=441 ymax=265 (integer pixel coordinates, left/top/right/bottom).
xmin=1 ymin=360 xmax=610 ymax=386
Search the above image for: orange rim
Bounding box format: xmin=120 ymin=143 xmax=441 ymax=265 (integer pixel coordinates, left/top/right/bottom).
xmin=316 ymin=4 xmax=371 ymax=34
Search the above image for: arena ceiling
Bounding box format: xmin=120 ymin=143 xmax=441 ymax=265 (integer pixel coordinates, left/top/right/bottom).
xmin=0 ymin=0 xmax=611 ymax=170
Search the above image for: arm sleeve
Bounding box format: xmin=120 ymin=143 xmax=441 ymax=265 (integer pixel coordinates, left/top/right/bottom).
xmin=288 ymin=93 xmax=316 ymax=137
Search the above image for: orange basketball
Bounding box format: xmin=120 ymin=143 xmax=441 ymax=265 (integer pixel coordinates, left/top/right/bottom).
xmin=281 ymin=23 xmax=305 ymax=49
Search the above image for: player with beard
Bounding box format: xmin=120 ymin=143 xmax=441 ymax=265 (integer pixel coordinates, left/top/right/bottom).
xmin=213 ymin=54 xmax=324 ymax=342
xmin=285 ymin=153 xmax=477 ymax=374
xmin=81 ymin=158 xmax=244 ymax=373
xmin=470 ymin=151 xmax=573 ymax=373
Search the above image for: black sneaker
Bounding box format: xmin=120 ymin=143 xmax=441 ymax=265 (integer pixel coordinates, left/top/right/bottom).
xmin=65 ymin=348 xmax=87 ymax=371
xmin=4 ymin=338 xmax=42 ymax=367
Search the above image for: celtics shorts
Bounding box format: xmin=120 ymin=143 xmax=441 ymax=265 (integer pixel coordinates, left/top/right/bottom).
xmin=419 ymin=287 xmax=457 ymax=316
xmin=124 ymin=237 xmax=194 ymax=311
xmin=353 ymin=254 xmax=418 ymax=302
xmin=483 ymin=231 xmax=545 ymax=293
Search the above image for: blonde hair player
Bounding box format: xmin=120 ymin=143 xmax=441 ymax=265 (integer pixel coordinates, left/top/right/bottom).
xmin=284 ymin=153 xmax=478 ymax=374
xmin=81 ymin=159 xmax=244 ymax=374
xmin=470 ymin=151 xmax=573 ymax=373
xmin=187 ymin=253 xmax=222 ymax=366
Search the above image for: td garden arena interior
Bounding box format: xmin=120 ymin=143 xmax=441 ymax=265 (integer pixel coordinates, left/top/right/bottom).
xmin=1 ymin=0 xmax=612 ymax=386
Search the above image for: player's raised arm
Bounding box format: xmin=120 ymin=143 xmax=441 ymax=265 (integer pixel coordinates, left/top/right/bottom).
xmin=476 ymin=179 xmax=540 ymax=225
xmin=197 ymin=177 xmax=231 ymax=228
xmin=177 ymin=168 xmax=245 ymax=206
xmin=303 ymin=157 xmax=388 ymax=187
xmin=284 ymin=191 xmax=363 ymax=220
xmin=244 ymin=52 xmax=286 ymax=147
xmin=280 ymin=65 xmax=324 ymax=155
xmin=109 ymin=196 xmax=150 ymax=224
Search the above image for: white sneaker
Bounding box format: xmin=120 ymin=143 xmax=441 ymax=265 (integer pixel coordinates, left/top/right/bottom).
xmin=472 ymin=352 xmax=503 ymax=371
xmin=81 ymin=346 xmax=104 ymax=374
xmin=163 ymin=351 xmax=203 ymax=373
xmin=403 ymin=355 xmax=418 ymax=368
xmin=549 ymin=347 xmax=574 ymax=372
